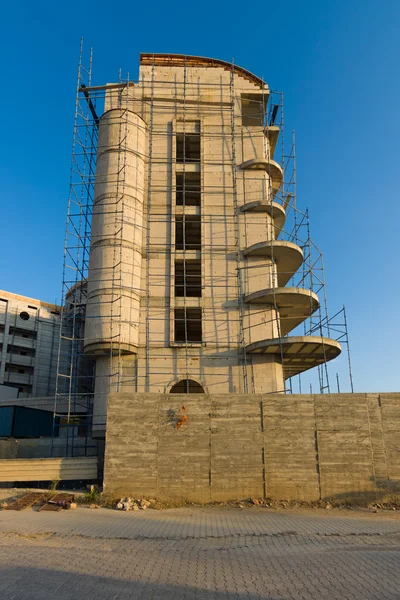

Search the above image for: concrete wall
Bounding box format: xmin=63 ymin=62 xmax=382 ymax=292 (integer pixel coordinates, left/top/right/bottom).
xmin=104 ymin=392 xmax=400 ymax=503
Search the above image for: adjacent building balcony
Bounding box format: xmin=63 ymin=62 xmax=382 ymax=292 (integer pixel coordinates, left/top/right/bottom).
xmin=246 ymin=336 xmax=342 ymax=379
xmin=243 ymin=240 xmax=303 ymax=286
xmin=5 ymin=353 xmax=34 ymax=367
xmin=8 ymin=335 xmax=36 ymax=350
xmin=243 ymin=288 xmax=319 ymax=336
xmin=4 ymin=372 xmax=33 ymax=386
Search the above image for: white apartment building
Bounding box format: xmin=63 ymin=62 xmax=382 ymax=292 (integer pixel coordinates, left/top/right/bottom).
xmin=0 ymin=291 xmax=60 ymax=399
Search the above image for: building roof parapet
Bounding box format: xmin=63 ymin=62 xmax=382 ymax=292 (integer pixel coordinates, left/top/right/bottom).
xmin=140 ymin=53 xmax=267 ymax=89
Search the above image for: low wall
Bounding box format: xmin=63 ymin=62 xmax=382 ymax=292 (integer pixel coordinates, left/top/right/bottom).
xmin=104 ymin=392 xmax=400 ymax=503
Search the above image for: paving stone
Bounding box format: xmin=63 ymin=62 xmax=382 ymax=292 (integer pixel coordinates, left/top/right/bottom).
xmin=0 ymin=507 xmax=399 ymax=599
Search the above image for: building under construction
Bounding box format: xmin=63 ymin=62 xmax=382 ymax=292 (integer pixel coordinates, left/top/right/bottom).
xmin=55 ymin=49 xmax=352 ymax=444
xmin=6 ymin=50 xmax=400 ymax=506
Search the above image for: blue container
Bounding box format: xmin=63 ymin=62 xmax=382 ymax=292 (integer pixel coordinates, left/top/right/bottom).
xmin=0 ymin=406 xmax=14 ymax=437
xmin=0 ymin=406 xmax=55 ymax=438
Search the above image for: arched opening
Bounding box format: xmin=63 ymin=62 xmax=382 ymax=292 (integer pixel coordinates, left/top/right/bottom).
xmin=170 ymin=379 xmax=205 ymax=394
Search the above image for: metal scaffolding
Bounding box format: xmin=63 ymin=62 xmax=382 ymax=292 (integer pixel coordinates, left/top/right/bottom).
xmin=53 ymin=44 xmax=354 ymax=456
xmin=53 ymin=40 xmax=98 ymax=456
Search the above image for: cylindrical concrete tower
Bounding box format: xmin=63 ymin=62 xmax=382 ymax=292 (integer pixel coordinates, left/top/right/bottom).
xmin=84 ymin=108 xmax=146 ymax=434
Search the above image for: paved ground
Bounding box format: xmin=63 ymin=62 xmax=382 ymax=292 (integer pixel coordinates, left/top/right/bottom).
xmin=0 ymin=506 xmax=399 ymax=599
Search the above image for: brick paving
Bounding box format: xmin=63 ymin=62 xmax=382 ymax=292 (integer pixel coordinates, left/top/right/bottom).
xmin=0 ymin=506 xmax=399 ymax=599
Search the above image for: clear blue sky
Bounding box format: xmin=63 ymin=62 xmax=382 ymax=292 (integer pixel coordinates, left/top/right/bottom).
xmin=1 ymin=0 xmax=399 ymax=392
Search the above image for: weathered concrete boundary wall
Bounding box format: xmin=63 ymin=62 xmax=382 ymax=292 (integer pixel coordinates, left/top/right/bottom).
xmin=104 ymin=393 xmax=400 ymax=502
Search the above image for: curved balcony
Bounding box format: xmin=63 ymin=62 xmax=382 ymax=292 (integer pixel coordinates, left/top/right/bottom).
xmin=240 ymin=200 xmax=286 ymax=233
xmin=243 ymin=288 xmax=319 ymax=336
xmin=246 ymin=336 xmax=342 ymax=379
xmin=243 ymin=240 xmax=303 ymax=286
xmin=240 ymin=158 xmax=283 ymax=192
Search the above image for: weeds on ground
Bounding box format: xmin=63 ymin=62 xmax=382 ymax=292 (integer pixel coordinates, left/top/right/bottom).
xmin=82 ymin=490 xmax=100 ymax=504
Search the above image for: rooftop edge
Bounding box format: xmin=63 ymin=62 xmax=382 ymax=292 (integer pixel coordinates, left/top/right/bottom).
xmin=140 ymin=53 xmax=267 ymax=89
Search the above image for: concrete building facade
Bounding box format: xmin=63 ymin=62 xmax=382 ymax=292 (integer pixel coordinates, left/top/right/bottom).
xmin=0 ymin=291 xmax=60 ymax=399
xmin=81 ymin=54 xmax=342 ymax=435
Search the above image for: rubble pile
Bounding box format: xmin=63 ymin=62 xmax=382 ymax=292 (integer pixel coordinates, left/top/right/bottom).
xmin=115 ymin=497 xmax=153 ymax=511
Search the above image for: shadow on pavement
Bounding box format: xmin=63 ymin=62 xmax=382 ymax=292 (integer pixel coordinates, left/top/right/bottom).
xmin=0 ymin=565 xmax=287 ymax=600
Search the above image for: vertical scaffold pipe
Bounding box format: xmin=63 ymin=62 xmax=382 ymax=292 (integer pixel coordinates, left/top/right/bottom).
xmin=84 ymin=108 xmax=146 ymax=436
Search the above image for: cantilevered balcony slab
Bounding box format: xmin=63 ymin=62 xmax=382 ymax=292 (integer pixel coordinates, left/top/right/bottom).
xmin=240 ymin=158 xmax=283 ymax=191
xmin=246 ymin=336 xmax=341 ymax=379
xmin=244 ymin=288 xmax=319 ymax=336
xmin=240 ymin=200 xmax=286 ymax=233
xmin=243 ymin=240 xmax=303 ymax=286
xmin=265 ymin=125 xmax=280 ymax=157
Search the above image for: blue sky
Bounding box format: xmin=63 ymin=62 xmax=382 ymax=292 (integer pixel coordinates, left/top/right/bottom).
xmin=1 ymin=0 xmax=399 ymax=392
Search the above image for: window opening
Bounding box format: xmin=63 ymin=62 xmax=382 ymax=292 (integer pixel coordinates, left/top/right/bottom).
xmin=7 ymin=345 xmax=35 ymax=357
xmin=174 ymin=308 xmax=202 ymax=342
xmin=241 ymin=93 xmax=266 ymax=126
xmin=175 ymin=215 xmax=201 ymax=250
xmin=170 ymin=379 xmax=205 ymax=393
xmin=175 ymin=260 xmax=201 ymax=297
xmin=176 ymin=172 xmax=201 ymax=206
xmin=176 ymin=133 xmax=200 ymax=163
xmin=9 ymin=327 xmax=36 ymax=340
xmin=5 ymin=364 xmax=34 ymax=374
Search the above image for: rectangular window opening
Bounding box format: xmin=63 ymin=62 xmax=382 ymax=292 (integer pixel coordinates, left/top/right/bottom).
xmin=8 ymin=327 xmax=37 ymax=340
xmin=176 ymin=133 xmax=201 ymax=163
xmin=241 ymin=93 xmax=266 ymax=127
xmin=175 ymin=260 xmax=201 ymax=297
xmin=5 ymin=363 xmax=34 ymax=375
xmin=174 ymin=308 xmax=202 ymax=343
xmin=7 ymin=345 xmax=35 ymax=357
xmin=176 ymin=172 xmax=201 ymax=206
xmin=175 ymin=215 xmax=201 ymax=250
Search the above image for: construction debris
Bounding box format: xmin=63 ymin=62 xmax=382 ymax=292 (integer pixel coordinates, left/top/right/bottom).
xmin=116 ymin=497 xmax=152 ymax=511
xmin=39 ymin=493 xmax=75 ymax=512
xmin=4 ymin=492 xmax=46 ymax=511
